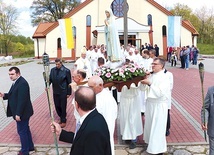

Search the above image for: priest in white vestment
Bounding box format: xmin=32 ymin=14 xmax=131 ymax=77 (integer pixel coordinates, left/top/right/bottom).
xmin=74 ymin=48 xmax=92 ymax=79
xmin=141 ymin=58 xmax=170 ymax=155
xmin=88 ymin=76 xmax=118 ymax=155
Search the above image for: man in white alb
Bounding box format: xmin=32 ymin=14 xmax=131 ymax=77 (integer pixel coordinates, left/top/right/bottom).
xmin=141 ymin=57 xmax=170 ymax=155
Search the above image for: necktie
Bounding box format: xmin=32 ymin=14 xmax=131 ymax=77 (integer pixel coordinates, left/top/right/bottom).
xmin=73 ymin=121 xmax=81 ymax=140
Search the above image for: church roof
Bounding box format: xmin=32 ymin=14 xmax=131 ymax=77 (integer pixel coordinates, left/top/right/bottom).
xmin=32 ymin=22 xmax=58 ymax=38
xmin=32 ymin=0 xmax=93 ymax=38
xmin=32 ymin=0 xmax=199 ymax=38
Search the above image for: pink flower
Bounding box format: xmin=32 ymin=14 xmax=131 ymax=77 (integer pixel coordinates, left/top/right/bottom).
xmin=105 ymin=73 xmax=111 ymax=78
xmin=130 ymin=68 xmax=136 ymax=73
xmin=119 ymin=68 xmax=124 ymax=74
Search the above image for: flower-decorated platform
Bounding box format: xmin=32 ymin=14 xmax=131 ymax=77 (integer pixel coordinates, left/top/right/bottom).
xmin=95 ymin=63 xmax=146 ymax=92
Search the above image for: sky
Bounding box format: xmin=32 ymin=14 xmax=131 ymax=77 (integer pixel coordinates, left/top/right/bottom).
xmin=2 ymin=0 xmax=213 ymax=38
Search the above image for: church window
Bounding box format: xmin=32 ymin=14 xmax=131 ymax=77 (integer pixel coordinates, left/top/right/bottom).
xmin=86 ymin=15 xmax=91 ymax=26
xmin=111 ymin=0 xmax=129 ymax=17
xmin=72 ymin=26 xmax=76 ymax=38
xmin=148 ymin=14 xmax=152 ymax=26
xmin=162 ymin=25 xmax=167 ymax=36
xmin=57 ymin=38 xmax=61 ymax=48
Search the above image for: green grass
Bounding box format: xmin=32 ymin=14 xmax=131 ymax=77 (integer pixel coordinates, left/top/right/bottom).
xmin=197 ymin=43 xmax=214 ymax=55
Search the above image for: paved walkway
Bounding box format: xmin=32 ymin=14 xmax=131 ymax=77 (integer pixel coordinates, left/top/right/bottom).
xmin=0 ymin=58 xmax=213 ymax=154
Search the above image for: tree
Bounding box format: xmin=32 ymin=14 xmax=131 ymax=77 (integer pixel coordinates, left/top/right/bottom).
xmin=0 ymin=3 xmax=19 ymax=56
xmin=170 ymin=3 xmax=200 ymax=30
xmin=169 ymin=3 xmax=214 ymax=44
xmin=195 ymin=6 xmax=214 ymax=44
xmin=30 ymin=0 xmax=81 ymax=26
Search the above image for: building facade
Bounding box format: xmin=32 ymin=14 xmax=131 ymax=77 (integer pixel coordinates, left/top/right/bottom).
xmin=32 ymin=0 xmax=198 ymax=60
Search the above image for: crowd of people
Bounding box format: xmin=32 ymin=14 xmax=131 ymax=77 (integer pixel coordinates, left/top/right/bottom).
xmin=48 ymin=42 xmax=173 ymax=155
xmin=0 ymin=41 xmax=208 ymax=155
xmin=0 ymin=42 xmax=172 ymax=155
xmin=167 ymin=45 xmax=200 ymax=70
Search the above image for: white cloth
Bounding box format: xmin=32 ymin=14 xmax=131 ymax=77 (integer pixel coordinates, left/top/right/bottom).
xmin=96 ymin=89 xmax=118 ymax=155
xmin=133 ymin=53 xmax=142 ymax=65
xmin=86 ymin=50 xmax=92 ymax=61
xmin=165 ymin=70 xmax=173 ymax=109
xmin=119 ymin=83 xmax=143 ymax=140
xmin=75 ymin=57 xmax=92 ymax=78
xmin=142 ymin=58 xmax=153 ymax=72
xmin=90 ymin=50 xmax=99 ymax=74
xmin=143 ymin=70 xmax=170 ymax=154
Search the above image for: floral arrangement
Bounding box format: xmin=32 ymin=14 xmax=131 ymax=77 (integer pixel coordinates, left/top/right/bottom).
xmin=94 ymin=63 xmax=146 ymax=82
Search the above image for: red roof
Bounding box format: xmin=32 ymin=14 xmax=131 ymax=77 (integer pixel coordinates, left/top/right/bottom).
xmin=32 ymin=0 xmax=93 ymax=38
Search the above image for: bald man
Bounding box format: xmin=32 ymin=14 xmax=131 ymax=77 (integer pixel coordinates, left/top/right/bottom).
xmin=51 ymin=86 xmax=111 ymax=155
xmin=88 ymin=75 xmax=117 ymax=155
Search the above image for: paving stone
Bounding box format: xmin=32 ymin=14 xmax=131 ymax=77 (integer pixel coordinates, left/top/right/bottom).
xmin=2 ymin=151 xmax=17 ymax=155
xmin=167 ymin=146 xmax=175 ymax=154
xmin=173 ymin=150 xmax=191 ymax=155
xmin=46 ymin=147 xmax=65 ymax=155
xmin=115 ymin=149 xmax=128 ymax=155
xmin=31 ymin=152 xmax=47 ymax=155
xmin=173 ymin=146 xmax=187 ymax=149
xmin=35 ymin=147 xmax=50 ymax=152
xmin=9 ymin=147 xmax=20 ymax=151
xmin=0 ymin=147 xmax=9 ymax=154
xmin=126 ymin=147 xmax=143 ymax=154
xmin=141 ymin=150 xmax=149 ymax=155
xmin=186 ymin=145 xmax=205 ymax=153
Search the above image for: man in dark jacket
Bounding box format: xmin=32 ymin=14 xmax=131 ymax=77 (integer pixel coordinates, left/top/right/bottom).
xmin=49 ymin=58 xmax=71 ymax=128
xmin=0 ymin=67 xmax=34 ymax=155
xmin=51 ymin=86 xmax=111 ymax=155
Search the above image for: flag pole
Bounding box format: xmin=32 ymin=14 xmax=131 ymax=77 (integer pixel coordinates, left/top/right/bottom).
xmin=198 ymin=62 xmax=207 ymax=142
xmin=42 ymin=53 xmax=59 ymax=155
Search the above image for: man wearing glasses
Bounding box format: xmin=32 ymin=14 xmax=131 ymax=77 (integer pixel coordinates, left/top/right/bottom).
xmin=141 ymin=58 xmax=170 ymax=155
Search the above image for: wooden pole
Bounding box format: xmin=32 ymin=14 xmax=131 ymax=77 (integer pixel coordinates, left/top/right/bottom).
xmin=123 ymin=0 xmax=128 ymax=48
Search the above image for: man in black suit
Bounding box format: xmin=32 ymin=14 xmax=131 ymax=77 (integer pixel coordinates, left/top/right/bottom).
xmin=51 ymin=86 xmax=111 ymax=155
xmin=0 ymin=67 xmax=34 ymax=155
xmin=49 ymin=58 xmax=71 ymax=128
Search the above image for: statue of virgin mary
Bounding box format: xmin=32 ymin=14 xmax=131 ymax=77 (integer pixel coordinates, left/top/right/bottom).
xmin=104 ymin=8 xmax=123 ymax=63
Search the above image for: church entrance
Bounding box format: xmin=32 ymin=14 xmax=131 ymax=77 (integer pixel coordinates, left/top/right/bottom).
xmin=119 ymin=35 xmax=142 ymax=48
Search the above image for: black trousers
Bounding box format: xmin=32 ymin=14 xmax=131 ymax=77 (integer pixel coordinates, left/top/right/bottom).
xmin=166 ymin=109 xmax=170 ymax=132
xmin=112 ymin=89 xmax=118 ymax=104
xmin=180 ymin=56 xmax=186 ymax=68
xmin=171 ymin=60 xmax=176 ymax=66
xmin=53 ymin=93 xmax=67 ymax=123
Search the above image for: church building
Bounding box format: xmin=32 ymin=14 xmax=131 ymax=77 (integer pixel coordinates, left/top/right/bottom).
xmin=32 ymin=0 xmax=198 ymax=60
